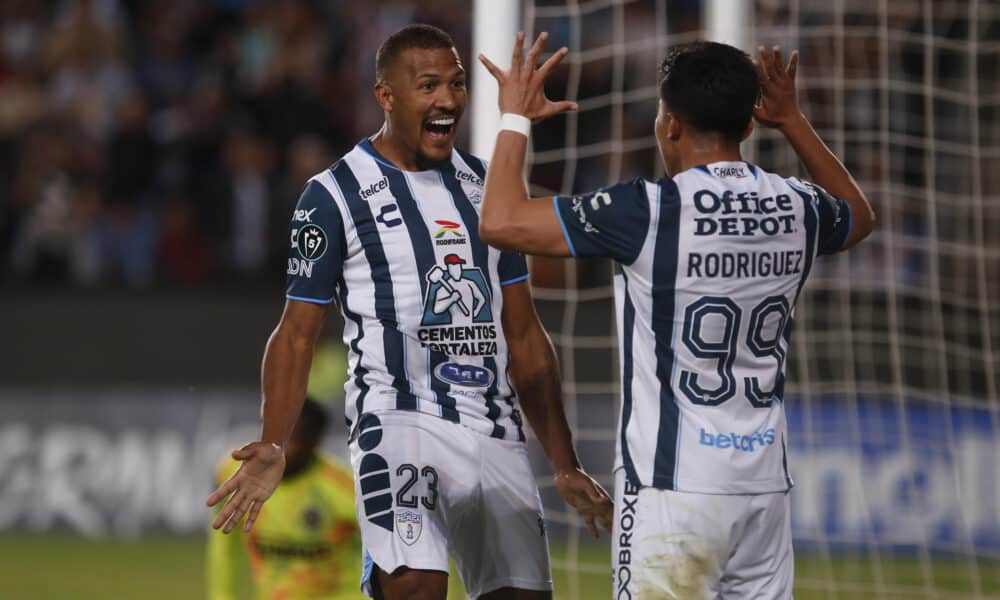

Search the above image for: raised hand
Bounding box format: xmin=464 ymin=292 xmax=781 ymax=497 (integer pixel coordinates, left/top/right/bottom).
xmin=207 ymin=441 xmax=286 ymax=533
xmin=753 ymin=46 xmax=802 ymax=129
xmin=554 ymin=467 xmax=614 ymax=539
xmin=478 ymin=31 xmax=578 ymax=123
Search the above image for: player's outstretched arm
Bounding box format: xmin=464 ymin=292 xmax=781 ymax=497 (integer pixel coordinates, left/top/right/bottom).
xmin=753 ymin=46 xmax=875 ymax=249
xmin=478 ymin=32 xmax=577 ymax=256
xmin=501 ymin=280 xmax=613 ymax=538
xmin=206 ymin=299 xmax=329 ymax=533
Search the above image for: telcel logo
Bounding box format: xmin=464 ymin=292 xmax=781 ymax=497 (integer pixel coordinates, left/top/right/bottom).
xmin=699 ymin=427 xmax=776 ymax=453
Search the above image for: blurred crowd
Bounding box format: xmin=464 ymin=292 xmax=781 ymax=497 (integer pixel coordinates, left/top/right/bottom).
xmin=1 ymin=0 xmax=993 ymax=292
xmin=0 ymin=0 xmax=473 ymax=287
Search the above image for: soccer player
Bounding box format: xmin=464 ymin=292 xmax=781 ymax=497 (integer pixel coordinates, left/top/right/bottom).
xmin=206 ymin=24 xmax=612 ymax=600
xmin=207 ymin=398 xmax=360 ymax=600
xmin=478 ymin=34 xmax=875 ymax=598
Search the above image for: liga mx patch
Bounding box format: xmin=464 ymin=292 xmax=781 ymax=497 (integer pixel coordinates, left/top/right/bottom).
xmin=296 ymin=223 xmax=328 ymax=260
xmin=396 ymin=510 xmax=422 ymax=545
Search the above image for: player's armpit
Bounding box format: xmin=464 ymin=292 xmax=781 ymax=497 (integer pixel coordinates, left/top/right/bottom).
xmin=479 ymin=194 xmax=571 ymax=257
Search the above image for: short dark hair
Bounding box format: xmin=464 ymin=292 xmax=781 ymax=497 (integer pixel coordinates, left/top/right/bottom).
xmin=297 ymin=397 xmax=329 ymax=441
xmin=376 ymin=24 xmax=456 ymax=82
xmin=659 ymin=41 xmax=759 ymax=141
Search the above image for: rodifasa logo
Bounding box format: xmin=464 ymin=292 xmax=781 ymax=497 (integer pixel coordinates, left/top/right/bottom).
xmin=433 ymin=220 xmax=466 ymax=246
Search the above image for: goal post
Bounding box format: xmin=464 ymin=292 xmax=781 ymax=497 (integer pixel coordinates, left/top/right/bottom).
xmin=471 ymin=0 xmax=520 ymax=158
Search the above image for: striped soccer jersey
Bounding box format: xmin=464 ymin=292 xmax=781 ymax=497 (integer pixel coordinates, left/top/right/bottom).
xmin=286 ymin=139 xmax=528 ymax=441
xmin=554 ymin=161 xmax=852 ymax=494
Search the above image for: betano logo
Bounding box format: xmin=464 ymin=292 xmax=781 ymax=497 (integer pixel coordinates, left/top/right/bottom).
xmin=699 ymin=427 xmax=776 ymax=453
xmin=434 ymin=220 xmax=463 ymax=238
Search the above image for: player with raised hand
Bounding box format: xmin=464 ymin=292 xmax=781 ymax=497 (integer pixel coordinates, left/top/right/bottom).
xmin=479 ymin=35 xmax=874 ymax=598
xmin=206 ymin=24 xmax=611 ymax=600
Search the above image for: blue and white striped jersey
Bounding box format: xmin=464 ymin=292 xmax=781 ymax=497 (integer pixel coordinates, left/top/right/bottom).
xmin=554 ymin=161 xmax=852 ymax=493
xmin=286 ymin=139 xmax=529 ymax=442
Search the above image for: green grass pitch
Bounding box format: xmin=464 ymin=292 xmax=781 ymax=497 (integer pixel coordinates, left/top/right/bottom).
xmin=0 ymin=535 xmax=996 ymax=599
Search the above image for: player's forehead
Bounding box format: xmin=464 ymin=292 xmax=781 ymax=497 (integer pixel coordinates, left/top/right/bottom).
xmin=394 ymin=46 xmax=465 ymax=81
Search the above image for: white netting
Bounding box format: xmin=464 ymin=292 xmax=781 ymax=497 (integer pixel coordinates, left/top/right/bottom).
xmin=509 ymin=0 xmax=1000 ymax=598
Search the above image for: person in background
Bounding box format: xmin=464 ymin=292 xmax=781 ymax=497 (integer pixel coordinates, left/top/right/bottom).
xmin=207 ymin=398 xmax=360 ymax=600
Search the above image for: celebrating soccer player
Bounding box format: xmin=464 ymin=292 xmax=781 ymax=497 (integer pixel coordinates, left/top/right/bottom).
xmin=478 ymin=34 xmax=875 ymax=598
xmin=206 ymin=24 xmax=611 ymax=600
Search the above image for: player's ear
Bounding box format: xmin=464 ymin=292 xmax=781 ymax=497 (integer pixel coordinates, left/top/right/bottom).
xmin=666 ymin=113 xmax=682 ymax=141
xmin=740 ymin=119 xmax=754 ymax=142
xmin=374 ymin=81 xmax=393 ymax=113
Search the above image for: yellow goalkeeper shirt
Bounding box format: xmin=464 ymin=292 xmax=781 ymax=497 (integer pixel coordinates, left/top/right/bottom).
xmin=207 ymin=453 xmax=362 ymax=600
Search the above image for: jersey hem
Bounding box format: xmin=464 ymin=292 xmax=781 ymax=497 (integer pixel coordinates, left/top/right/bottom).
xmin=649 ymin=479 xmax=793 ymax=495
xmin=500 ymin=274 xmax=529 ymax=286
xmin=551 ymin=196 xmax=578 ymax=257
xmin=469 ymin=576 xmax=554 ymax=598
xmin=286 ymin=293 xmax=335 ymax=305
xmin=834 ymin=198 xmax=853 ymax=253
xmin=360 ymin=548 xmax=449 ymax=598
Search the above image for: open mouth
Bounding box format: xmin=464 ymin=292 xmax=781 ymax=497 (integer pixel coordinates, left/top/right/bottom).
xmin=423 ymin=116 xmax=456 ymax=142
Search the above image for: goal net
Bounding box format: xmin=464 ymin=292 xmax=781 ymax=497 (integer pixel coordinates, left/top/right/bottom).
xmin=502 ymin=0 xmax=1000 ymax=598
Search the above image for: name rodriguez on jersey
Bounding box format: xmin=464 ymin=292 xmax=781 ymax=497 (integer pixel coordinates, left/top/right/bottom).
xmin=687 ymin=187 xmax=804 ymax=279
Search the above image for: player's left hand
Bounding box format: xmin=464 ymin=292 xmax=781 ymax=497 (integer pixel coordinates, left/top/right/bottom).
xmin=554 ymin=467 xmax=614 ymax=539
xmin=752 ymin=45 xmax=802 ymax=130
xmin=479 ymin=31 xmax=578 ymax=123
xmin=206 ymin=441 xmax=286 ymax=533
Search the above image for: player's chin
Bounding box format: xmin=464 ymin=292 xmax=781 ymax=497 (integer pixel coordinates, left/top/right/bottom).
xmin=420 ymin=127 xmax=457 ymax=161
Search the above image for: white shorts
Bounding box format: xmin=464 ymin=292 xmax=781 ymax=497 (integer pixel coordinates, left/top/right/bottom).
xmin=612 ymin=469 xmax=793 ymax=599
xmin=350 ymin=411 xmax=552 ymax=598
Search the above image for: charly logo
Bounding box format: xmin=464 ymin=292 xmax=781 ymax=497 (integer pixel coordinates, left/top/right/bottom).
xmin=396 ymin=510 xmax=422 ymax=545
xmin=433 ymin=362 xmax=494 ymax=388
xmin=296 ymin=224 xmax=328 ymax=260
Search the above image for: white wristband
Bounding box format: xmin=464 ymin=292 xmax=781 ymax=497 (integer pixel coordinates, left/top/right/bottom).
xmin=500 ymin=113 xmax=531 ymax=137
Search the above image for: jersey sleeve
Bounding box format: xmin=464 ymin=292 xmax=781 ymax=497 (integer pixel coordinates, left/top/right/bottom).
xmin=552 ymin=177 xmax=651 ymax=263
xmin=793 ymin=179 xmax=853 ymax=256
xmin=498 ymin=251 xmax=529 ymax=286
xmin=285 ymin=179 xmax=347 ymax=304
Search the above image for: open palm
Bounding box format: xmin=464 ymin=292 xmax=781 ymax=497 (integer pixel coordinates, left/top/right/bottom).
xmin=479 ymin=31 xmax=578 ymax=123
xmin=206 ymin=441 xmax=286 ymax=533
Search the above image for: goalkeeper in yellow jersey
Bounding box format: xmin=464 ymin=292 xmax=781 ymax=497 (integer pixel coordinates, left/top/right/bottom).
xmin=207 ymin=399 xmax=361 ymax=600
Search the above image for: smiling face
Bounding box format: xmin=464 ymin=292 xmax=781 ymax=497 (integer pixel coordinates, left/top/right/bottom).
xmin=376 ymin=46 xmax=467 ymax=168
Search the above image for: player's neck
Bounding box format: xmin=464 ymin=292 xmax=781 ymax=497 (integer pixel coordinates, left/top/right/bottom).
xmin=678 ymin=136 xmax=744 ymax=172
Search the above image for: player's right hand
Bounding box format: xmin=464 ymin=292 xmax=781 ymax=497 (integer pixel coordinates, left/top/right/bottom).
xmin=554 ymin=467 xmax=614 ymax=539
xmin=207 ymin=441 xmax=286 ymax=533
xmin=449 ymin=291 xmax=462 ymax=304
